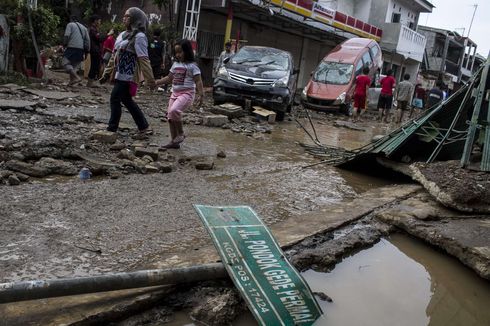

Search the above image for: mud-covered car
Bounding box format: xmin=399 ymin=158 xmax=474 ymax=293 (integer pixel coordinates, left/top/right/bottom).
xmin=213 ymin=46 xmax=298 ymax=120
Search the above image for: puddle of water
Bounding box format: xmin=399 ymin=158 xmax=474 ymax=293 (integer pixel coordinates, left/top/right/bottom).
xmin=302 ymin=233 xmax=490 ymax=326
xmin=166 ymin=234 xmax=490 ymax=326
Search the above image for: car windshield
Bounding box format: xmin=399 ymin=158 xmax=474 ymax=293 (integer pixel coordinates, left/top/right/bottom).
xmin=231 ymin=48 xmax=290 ymax=71
xmin=313 ymin=61 xmax=354 ymax=85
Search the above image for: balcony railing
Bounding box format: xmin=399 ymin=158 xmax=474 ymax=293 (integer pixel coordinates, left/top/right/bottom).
xmin=396 ymin=25 xmax=426 ymax=62
xmin=380 ymin=23 xmax=426 ymax=62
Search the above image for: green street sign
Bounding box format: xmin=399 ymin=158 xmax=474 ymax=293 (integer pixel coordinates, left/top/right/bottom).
xmin=194 ymin=205 xmax=323 ymax=326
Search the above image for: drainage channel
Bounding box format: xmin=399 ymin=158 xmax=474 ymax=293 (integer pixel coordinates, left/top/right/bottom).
xmin=168 ymin=233 xmax=490 ymax=325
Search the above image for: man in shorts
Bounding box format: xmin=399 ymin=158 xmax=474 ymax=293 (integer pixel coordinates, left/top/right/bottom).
xmin=377 ymin=69 xmax=396 ymax=123
xmin=62 ymin=15 xmax=90 ymax=86
xmin=394 ymin=73 xmax=414 ymax=124
xmin=352 ymin=66 xmax=371 ymax=123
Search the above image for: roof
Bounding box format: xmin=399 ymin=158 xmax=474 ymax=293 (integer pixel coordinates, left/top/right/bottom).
xmin=324 ymin=38 xmax=375 ymax=63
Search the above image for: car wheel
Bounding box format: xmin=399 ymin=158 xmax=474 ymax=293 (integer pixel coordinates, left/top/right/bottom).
xmin=339 ymin=104 xmax=351 ymax=116
xmin=213 ymin=99 xmax=224 ymax=106
xmin=276 ymin=110 xmax=286 ymax=121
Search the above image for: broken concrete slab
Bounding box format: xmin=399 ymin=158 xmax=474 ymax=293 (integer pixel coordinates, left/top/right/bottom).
xmin=22 ymin=89 xmax=79 ymax=100
xmin=195 ymin=159 xmax=214 ymax=170
xmin=253 ymin=106 xmax=276 ymax=124
xmin=203 ymin=115 xmax=228 ymax=127
xmin=0 ymin=84 xmax=27 ymax=92
xmin=0 ymin=99 xmax=38 ymax=110
xmin=5 ymin=160 xmax=49 ymax=177
xmin=210 ymin=103 xmax=246 ymax=119
xmin=0 ymin=287 xmax=170 ymax=326
xmin=34 ymin=157 xmax=78 ymax=176
xmin=376 ymin=200 xmax=490 ymax=280
xmin=410 ymin=161 xmax=490 ymax=214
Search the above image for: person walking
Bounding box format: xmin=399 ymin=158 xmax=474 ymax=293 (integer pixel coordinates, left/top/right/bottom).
xmin=426 ymin=82 xmax=444 ymax=108
xmin=148 ymin=28 xmax=167 ymax=80
xmin=62 ymin=15 xmax=90 ymax=86
xmin=101 ymin=28 xmax=116 ymax=74
xmin=352 ymin=66 xmax=371 ymax=123
xmin=377 ymin=69 xmax=396 ymax=122
xmin=215 ymin=41 xmax=234 ymax=75
xmin=394 ymin=73 xmax=414 ymax=124
xmin=155 ymin=39 xmax=204 ymax=149
xmin=410 ymin=83 xmax=426 ymax=118
xmin=102 ymin=7 xmax=155 ymax=135
xmin=87 ymin=15 xmax=103 ymax=87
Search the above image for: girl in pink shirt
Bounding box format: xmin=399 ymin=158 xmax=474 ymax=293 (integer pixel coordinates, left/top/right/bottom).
xmin=156 ymin=39 xmax=204 ymax=149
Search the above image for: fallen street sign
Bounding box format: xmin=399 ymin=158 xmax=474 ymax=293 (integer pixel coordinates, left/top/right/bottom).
xmin=194 ymin=205 xmax=323 ymax=325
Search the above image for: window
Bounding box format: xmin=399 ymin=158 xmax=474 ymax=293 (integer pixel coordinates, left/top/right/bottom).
xmin=409 ymin=21 xmax=414 ymax=29
xmin=362 ymin=51 xmax=373 ymax=68
xmin=392 ymin=13 xmax=401 ymax=23
xmin=312 ymin=62 xmax=354 ymax=85
xmin=369 ymin=44 xmax=380 ymax=60
xmin=355 ymin=60 xmax=364 ymax=76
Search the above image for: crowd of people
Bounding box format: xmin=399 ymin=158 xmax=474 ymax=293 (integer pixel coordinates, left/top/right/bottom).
xmin=61 ymin=7 xmax=203 ymax=149
xmin=350 ymin=68 xmax=448 ymax=125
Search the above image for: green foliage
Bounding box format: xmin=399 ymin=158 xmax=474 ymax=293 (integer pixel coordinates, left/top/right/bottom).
xmin=0 ymin=71 xmax=29 ymax=85
xmin=100 ymin=20 xmax=125 ymax=37
xmin=152 ymin=0 xmax=172 ymax=10
xmin=11 ymin=5 xmax=61 ymax=54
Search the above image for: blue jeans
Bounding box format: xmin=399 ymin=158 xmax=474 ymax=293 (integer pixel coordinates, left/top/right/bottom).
xmin=108 ymin=80 xmax=149 ymax=132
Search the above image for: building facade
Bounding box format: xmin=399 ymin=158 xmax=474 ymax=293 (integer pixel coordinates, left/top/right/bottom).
xmin=419 ymin=25 xmax=479 ymax=88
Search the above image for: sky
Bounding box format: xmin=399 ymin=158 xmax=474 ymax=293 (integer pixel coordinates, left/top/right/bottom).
xmin=419 ymin=0 xmax=489 ymax=57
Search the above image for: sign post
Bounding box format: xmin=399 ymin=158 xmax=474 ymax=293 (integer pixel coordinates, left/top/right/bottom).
xmin=194 ymin=205 xmax=323 ymax=326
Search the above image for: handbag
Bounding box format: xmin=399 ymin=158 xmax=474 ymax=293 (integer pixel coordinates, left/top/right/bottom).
xmin=129 ymin=81 xmax=138 ymax=97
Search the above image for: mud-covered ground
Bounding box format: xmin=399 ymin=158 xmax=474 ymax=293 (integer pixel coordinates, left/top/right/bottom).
xmin=0 ymin=72 xmax=397 ymax=284
xmin=2 ymin=72 xmax=488 ymax=326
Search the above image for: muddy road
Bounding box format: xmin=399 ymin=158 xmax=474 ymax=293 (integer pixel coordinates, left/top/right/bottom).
xmin=0 ymin=75 xmax=395 ymax=283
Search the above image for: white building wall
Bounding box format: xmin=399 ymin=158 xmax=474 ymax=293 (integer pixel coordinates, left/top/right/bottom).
xmin=385 ymin=0 xmax=418 ymax=28
xmin=353 ymin=0 xmax=372 ymax=22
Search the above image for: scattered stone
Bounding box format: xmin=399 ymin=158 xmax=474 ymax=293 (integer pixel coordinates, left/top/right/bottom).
xmin=134 ymin=147 xmax=159 ymax=161
xmin=203 ymin=115 xmax=228 ymax=127
xmin=5 ymin=160 xmax=48 ymax=177
xmin=15 ymin=172 xmax=30 ymax=182
xmin=190 ymin=288 xmax=244 ymax=326
xmin=10 ymin=152 xmax=25 ymax=161
xmin=195 ymin=159 xmax=214 ymax=170
xmin=7 ymin=174 xmax=21 ymax=186
xmin=117 ymin=149 xmax=136 ymax=160
xmin=142 ymin=155 xmax=154 ymax=163
xmin=110 ymin=142 xmax=126 ymax=151
xmin=92 ymin=130 xmax=117 ymax=144
xmin=313 ymin=291 xmax=333 ymax=302
xmin=217 ymin=150 xmax=226 ymax=158
xmin=35 ymin=157 xmax=78 ymax=176
xmin=144 ymin=164 xmax=160 ymax=173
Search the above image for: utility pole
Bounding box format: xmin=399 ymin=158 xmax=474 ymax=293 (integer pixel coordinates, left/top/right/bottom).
xmin=466 ymin=4 xmax=478 ymax=38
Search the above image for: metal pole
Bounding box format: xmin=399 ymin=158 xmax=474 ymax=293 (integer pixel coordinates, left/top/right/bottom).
xmin=0 ymin=263 xmax=227 ymax=304
xmin=466 ymin=4 xmax=478 ymax=38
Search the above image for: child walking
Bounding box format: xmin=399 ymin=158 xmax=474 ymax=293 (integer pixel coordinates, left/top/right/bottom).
xmin=156 ymin=39 xmax=204 ymax=149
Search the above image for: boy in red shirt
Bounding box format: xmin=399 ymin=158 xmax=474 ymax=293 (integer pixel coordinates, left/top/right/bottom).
xmin=352 ymin=66 xmax=371 ymax=122
xmin=377 ymin=69 xmax=396 ymax=122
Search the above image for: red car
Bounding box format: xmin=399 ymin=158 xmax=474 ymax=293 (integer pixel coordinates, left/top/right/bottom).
xmin=301 ymin=38 xmax=382 ymax=113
